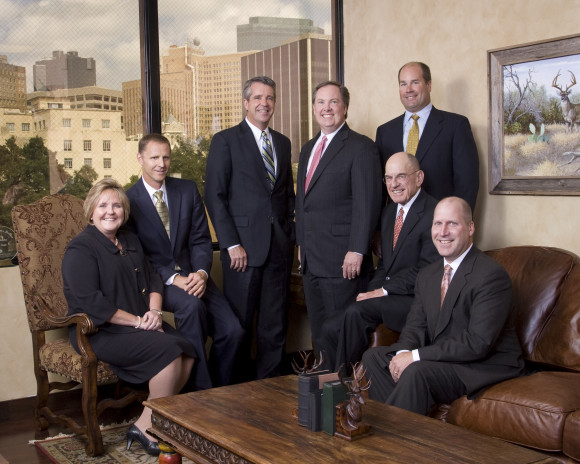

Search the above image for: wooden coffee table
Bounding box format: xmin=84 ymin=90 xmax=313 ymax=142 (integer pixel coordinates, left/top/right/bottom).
xmin=146 ymin=375 xmax=555 ymax=463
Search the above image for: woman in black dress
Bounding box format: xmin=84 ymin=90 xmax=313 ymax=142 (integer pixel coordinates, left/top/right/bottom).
xmin=62 ymin=178 xmax=196 ymax=456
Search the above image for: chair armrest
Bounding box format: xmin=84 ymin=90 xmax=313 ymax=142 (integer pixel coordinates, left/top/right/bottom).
xmin=33 ymin=294 xmax=98 ymax=334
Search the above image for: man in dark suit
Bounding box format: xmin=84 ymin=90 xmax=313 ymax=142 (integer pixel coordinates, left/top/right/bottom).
xmin=375 ymin=62 xmax=479 ymax=211
xmin=295 ymin=81 xmax=382 ymax=369
xmin=362 ymin=197 xmax=524 ymax=415
xmin=205 ymin=76 xmax=295 ymax=380
xmin=127 ymin=133 xmax=244 ymax=390
xmin=322 ymin=152 xmax=439 ymax=372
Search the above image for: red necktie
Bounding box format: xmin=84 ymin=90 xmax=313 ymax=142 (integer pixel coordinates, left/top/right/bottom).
xmin=305 ymin=135 xmax=327 ymax=192
xmin=440 ymin=264 xmax=452 ymax=307
xmin=392 ymin=207 xmax=404 ymax=249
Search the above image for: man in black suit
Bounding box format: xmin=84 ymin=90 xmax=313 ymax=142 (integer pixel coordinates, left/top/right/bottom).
xmin=295 ymin=81 xmax=382 ymax=369
xmin=323 ymin=152 xmax=439 ymax=372
xmin=362 ymin=197 xmax=524 ymax=415
xmin=126 ymin=134 xmax=243 ymax=390
xmin=375 ymin=62 xmax=479 ymax=211
xmin=205 ymin=76 xmax=295 ymax=380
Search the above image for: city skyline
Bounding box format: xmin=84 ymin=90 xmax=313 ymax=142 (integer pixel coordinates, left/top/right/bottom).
xmin=1 ymin=0 xmax=331 ymax=93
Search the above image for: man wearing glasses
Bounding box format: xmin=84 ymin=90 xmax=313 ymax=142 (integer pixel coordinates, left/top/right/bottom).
xmin=322 ymin=152 xmax=439 ymax=373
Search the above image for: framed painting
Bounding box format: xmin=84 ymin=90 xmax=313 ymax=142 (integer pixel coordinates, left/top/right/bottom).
xmin=488 ymin=34 xmax=580 ymax=194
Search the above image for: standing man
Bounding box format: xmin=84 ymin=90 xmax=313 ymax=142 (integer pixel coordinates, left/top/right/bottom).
xmin=127 ymin=133 xmax=244 ymax=390
xmin=295 ymin=81 xmax=382 ymax=369
xmin=362 ymin=197 xmax=524 ymax=415
xmin=375 ymin=62 xmax=479 ymax=211
xmin=205 ymin=76 xmax=295 ymax=380
xmin=323 ymin=152 xmax=439 ymax=372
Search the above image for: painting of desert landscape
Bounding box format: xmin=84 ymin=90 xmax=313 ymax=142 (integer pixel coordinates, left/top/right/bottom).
xmin=503 ymin=54 xmax=580 ymax=177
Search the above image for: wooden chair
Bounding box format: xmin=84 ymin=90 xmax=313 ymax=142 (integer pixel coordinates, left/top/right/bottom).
xmin=11 ymin=193 xmax=147 ymax=456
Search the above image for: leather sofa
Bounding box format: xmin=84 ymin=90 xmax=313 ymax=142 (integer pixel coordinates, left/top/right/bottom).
xmin=370 ymin=246 xmax=580 ymax=462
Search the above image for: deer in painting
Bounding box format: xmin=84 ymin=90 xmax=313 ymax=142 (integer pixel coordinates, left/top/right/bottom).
xmin=552 ymin=70 xmax=580 ymax=133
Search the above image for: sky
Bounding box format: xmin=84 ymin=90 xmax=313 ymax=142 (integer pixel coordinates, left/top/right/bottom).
xmin=0 ymin=0 xmax=332 ymax=92
xmin=507 ymin=54 xmax=580 ymax=100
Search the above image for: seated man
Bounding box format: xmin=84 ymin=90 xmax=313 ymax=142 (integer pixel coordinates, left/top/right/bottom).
xmin=322 ymin=152 xmax=439 ymax=372
xmin=362 ymin=197 xmax=525 ymax=415
xmin=127 ymin=134 xmax=244 ymax=390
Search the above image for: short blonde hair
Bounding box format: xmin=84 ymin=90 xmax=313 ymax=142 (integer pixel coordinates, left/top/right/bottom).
xmin=84 ymin=178 xmax=130 ymax=225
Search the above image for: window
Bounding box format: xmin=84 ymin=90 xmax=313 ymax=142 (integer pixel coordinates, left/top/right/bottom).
xmin=83 ymin=140 xmax=92 ymax=151
xmin=7 ymin=123 xmax=14 ymax=132
xmin=102 ymin=119 xmax=110 ymax=128
xmin=64 ymin=158 xmax=73 ymax=169
xmin=82 ymin=119 xmax=91 ymax=128
xmin=84 ymin=158 xmax=92 ymax=167
xmin=22 ymin=123 xmax=30 ymax=131
xmin=63 ymin=140 xmax=72 ymax=151
xmin=104 ymin=158 xmax=112 ymax=169
xmin=103 ymin=140 xmax=111 ymax=151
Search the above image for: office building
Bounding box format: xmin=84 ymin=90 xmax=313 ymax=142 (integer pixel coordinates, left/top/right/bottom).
xmin=33 ymin=50 xmax=96 ymax=91
xmin=237 ymin=17 xmax=324 ymax=52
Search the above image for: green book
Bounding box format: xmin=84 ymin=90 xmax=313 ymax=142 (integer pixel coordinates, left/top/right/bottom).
xmin=321 ymin=380 xmax=348 ymax=435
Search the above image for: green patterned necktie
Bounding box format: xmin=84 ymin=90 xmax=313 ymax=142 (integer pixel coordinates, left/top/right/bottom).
xmin=153 ymin=190 xmax=170 ymax=237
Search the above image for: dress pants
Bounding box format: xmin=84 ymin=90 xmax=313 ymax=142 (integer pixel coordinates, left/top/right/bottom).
xmin=302 ymin=264 xmax=369 ymax=371
xmin=163 ymin=278 xmax=244 ymax=390
xmin=324 ymin=294 xmax=413 ymax=372
xmin=362 ymin=346 xmax=467 ymax=415
xmin=221 ymin=229 xmax=293 ymax=380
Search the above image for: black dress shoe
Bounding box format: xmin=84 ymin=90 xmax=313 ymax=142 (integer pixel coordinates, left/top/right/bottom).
xmin=126 ymin=424 xmax=160 ymax=456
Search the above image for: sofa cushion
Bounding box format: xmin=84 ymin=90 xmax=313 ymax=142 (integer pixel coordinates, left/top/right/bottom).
xmin=485 ymin=247 xmax=577 ymax=370
xmin=563 ymin=410 xmax=580 ymax=461
xmin=445 ymin=371 xmax=580 ymax=452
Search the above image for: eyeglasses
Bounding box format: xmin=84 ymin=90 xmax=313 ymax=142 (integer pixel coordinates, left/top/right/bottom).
xmin=383 ymin=170 xmax=419 ymax=184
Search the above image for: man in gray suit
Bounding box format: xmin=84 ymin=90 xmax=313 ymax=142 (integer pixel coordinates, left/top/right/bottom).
xmin=362 ymin=197 xmax=524 ymax=415
xmin=295 ymin=81 xmax=382 ymax=369
xmin=205 ymin=76 xmax=295 ymax=380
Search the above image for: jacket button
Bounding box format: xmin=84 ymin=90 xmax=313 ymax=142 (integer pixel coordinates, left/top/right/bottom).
xmin=134 ymin=267 xmax=140 ymax=272
xmin=141 ymin=288 xmax=148 ymax=294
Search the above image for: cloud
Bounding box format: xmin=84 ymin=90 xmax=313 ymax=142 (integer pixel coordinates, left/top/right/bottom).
xmin=1 ymin=0 xmax=331 ymax=91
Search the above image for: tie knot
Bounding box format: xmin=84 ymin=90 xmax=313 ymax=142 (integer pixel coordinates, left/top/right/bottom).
xmin=411 ymin=114 xmax=419 ymax=122
xmin=261 ymin=131 xmax=268 ymax=140
xmin=444 ymin=264 xmax=452 ymax=276
xmin=154 ymin=190 xmax=163 ymax=202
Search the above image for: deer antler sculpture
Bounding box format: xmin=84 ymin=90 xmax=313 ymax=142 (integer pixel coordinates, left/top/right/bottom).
xmin=291 ymin=350 xmax=325 ymax=374
xmin=335 ymin=362 xmax=372 ymax=440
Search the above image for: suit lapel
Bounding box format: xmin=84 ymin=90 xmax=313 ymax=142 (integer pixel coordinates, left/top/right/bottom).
xmin=434 ymin=247 xmax=478 ymax=339
xmin=415 ymin=107 xmax=443 ymax=164
xmin=241 ymin=120 xmax=274 ymax=194
xmin=165 ymin=178 xmax=180 ymax=251
xmin=133 ymin=180 xmax=171 ymax=245
xmin=305 ymin=123 xmax=349 ymax=195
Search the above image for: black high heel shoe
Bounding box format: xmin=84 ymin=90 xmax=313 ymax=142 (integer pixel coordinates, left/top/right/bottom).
xmin=126 ymin=424 xmax=160 ymax=456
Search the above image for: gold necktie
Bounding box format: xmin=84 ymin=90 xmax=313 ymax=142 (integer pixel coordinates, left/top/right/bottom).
xmin=406 ymin=114 xmax=420 ymax=156
xmin=440 ymin=264 xmax=452 ymax=307
xmin=153 ymin=190 xmax=170 ymax=237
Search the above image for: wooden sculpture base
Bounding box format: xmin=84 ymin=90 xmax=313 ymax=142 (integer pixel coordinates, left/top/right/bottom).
xmin=334 ymin=403 xmax=372 ymax=441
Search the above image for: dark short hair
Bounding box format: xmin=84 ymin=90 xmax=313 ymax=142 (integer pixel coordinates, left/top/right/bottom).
xmin=138 ymin=133 xmax=171 ymax=154
xmin=312 ymin=80 xmax=350 ymax=109
xmin=398 ymin=62 xmax=432 ymax=83
xmin=84 ymin=178 xmax=130 ymax=225
xmin=243 ymin=76 xmax=276 ymax=101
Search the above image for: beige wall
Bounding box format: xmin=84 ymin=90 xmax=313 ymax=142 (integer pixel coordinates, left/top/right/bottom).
xmin=344 ymin=0 xmax=580 ymax=255
xmin=2 ymin=0 xmax=580 ymax=402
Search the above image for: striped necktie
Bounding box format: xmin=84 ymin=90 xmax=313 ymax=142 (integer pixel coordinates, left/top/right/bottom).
xmin=261 ymin=131 xmax=275 ymax=191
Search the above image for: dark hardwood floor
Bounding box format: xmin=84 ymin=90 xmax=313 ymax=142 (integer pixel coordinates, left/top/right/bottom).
xmin=0 ymin=389 xmax=142 ymax=464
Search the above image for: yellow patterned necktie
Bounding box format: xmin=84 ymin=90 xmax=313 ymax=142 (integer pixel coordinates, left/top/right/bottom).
xmin=153 ymin=190 xmax=170 ymax=237
xmin=406 ymin=114 xmax=420 ymax=155
xmin=440 ymin=264 xmax=452 ymax=307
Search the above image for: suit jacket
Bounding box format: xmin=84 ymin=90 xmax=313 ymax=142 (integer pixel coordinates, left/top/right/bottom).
xmin=370 ymin=189 xmax=439 ymax=295
xmin=386 ymin=246 xmax=524 ymax=395
xmin=295 ymin=123 xmax=382 ymax=278
xmin=375 ymin=107 xmax=479 ymax=211
xmin=205 ymin=120 xmax=295 ymax=267
xmin=126 ymin=176 xmax=213 ymax=283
